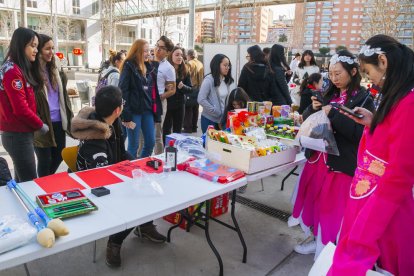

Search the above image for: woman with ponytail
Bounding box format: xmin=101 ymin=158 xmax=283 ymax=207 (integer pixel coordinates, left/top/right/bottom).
xmin=329 ymin=35 xmax=414 ymax=276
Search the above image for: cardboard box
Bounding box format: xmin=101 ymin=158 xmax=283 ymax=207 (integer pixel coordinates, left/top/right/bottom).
xmin=210 ymin=192 xmax=229 ymax=217
xmin=163 ymin=204 xmax=199 ymax=230
xmin=163 ymin=193 xmax=230 ymax=229
xmin=207 ymin=139 xmax=296 ymax=174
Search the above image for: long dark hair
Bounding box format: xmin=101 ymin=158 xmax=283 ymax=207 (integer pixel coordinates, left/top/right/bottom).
xmin=359 ymin=35 xmax=414 ymax=133
xmin=224 ymin=87 xmax=250 ymax=111
xmin=4 ymin=27 xmax=42 ymax=87
xmin=325 ymin=50 xmax=361 ymax=102
xmin=210 ymin=54 xmax=234 ymax=87
xmin=167 ymin=46 xmax=187 ymax=79
xmin=298 ymin=50 xmax=317 ymax=68
xmin=269 ymin=44 xmax=290 ymax=71
xmin=246 ymin=45 xmax=269 ymax=73
xmin=300 ymin=73 xmax=322 ymax=95
xmin=37 ymin=34 xmax=59 ymax=90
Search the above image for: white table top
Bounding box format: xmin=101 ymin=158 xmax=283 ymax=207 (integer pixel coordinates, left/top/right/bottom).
xmin=0 ymin=170 xmax=247 ymax=271
xmin=245 ymin=152 xmax=306 ymax=182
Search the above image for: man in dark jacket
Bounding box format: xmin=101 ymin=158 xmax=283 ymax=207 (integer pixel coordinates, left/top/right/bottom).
xmin=71 ymin=86 xmax=166 ymax=268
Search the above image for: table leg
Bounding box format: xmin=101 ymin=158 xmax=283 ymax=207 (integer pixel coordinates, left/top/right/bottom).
xmin=24 ymin=263 xmax=30 ymax=276
xmin=230 ymin=190 xmax=247 ymax=263
xmin=204 ymin=200 xmax=224 ymax=276
xmin=280 ymin=165 xmax=299 ymax=191
xmin=93 ymin=240 xmax=97 ymax=263
xmin=260 ymin=179 xmax=264 ymax=191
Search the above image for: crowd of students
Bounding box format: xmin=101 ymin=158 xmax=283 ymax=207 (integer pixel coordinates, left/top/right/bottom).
xmin=0 ymin=26 xmax=413 ymax=275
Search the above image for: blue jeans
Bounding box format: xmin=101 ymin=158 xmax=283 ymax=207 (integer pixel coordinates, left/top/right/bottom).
xmin=200 ymin=115 xmax=219 ymax=134
xmin=127 ymin=112 xmax=155 ymax=158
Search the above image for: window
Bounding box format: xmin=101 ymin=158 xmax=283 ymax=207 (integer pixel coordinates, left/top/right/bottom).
xmin=0 ymin=0 xmax=4 ymax=4
xmin=129 ymin=31 xmax=135 ymax=39
xmin=149 ymin=29 xmax=152 ymax=40
xmin=177 ymin=17 xmax=181 ymax=24
xmin=92 ymin=1 xmax=99 ymax=15
xmin=342 ymin=23 xmax=348 ymax=26
xmin=141 ymin=28 xmax=146 ymax=38
xmin=27 ymin=16 xmax=39 ymax=30
xmin=27 ymin=0 xmax=37 ymax=8
xmin=342 ymin=30 xmax=347 ymax=34
xmin=72 ymin=0 xmax=80 ymax=15
xmin=344 ymin=8 xmax=349 ymax=12
xmin=352 ymin=15 xmax=359 ymax=19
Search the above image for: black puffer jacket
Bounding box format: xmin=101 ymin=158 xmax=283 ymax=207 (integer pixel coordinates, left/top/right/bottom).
xmin=238 ymin=63 xmax=275 ymax=102
xmin=270 ymin=64 xmax=293 ymax=105
xmin=118 ymin=61 xmax=162 ymax=123
xmin=302 ymin=87 xmax=375 ymax=176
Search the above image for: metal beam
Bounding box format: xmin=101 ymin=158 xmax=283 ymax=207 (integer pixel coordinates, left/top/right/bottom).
xmin=116 ymin=0 xmax=319 ymax=21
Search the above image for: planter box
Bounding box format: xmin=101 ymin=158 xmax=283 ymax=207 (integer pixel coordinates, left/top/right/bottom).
xmin=207 ymin=139 xmax=296 ymax=174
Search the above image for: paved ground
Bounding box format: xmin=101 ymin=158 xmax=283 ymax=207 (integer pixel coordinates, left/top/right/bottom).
xmin=0 ymin=71 xmax=314 ymax=276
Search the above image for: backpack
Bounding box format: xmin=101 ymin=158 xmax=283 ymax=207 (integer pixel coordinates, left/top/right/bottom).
xmin=92 ymin=69 xmax=118 ymax=106
xmin=95 ymin=69 xmax=118 ymax=93
xmin=0 ymin=157 xmax=12 ymax=186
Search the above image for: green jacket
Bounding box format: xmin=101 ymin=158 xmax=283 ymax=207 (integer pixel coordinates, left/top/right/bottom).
xmin=34 ymin=68 xmax=73 ymax=148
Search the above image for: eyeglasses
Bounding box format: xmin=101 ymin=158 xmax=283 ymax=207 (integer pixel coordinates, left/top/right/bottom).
xmin=222 ymin=64 xmax=231 ymax=68
xmin=328 ymin=70 xmax=346 ymax=80
xmin=155 ymin=43 xmax=167 ymax=51
xmin=246 ymin=55 xmax=250 ymax=59
xmin=122 ymin=99 xmax=126 ymax=106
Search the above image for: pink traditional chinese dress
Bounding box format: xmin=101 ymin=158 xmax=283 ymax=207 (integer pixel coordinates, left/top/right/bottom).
xmin=329 ymin=89 xmax=414 ymax=275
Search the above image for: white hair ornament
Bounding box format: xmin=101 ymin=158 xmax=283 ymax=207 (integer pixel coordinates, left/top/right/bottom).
xmin=359 ymin=45 xmax=385 ymax=56
xmin=329 ymin=54 xmax=358 ymax=65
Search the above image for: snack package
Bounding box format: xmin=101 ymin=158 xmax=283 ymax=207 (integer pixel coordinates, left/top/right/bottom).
xmin=185 ymin=159 xmax=245 ymax=184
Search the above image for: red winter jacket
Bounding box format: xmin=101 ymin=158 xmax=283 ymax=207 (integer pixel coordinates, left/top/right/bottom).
xmin=0 ymin=61 xmax=43 ymax=132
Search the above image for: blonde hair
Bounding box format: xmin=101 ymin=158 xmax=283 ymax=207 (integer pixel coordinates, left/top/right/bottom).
xmin=120 ymin=39 xmax=148 ymax=76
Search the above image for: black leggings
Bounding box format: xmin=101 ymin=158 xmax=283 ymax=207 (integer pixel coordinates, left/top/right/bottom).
xmin=34 ymin=122 xmax=66 ymax=177
xmin=162 ymin=104 xmax=185 ymax=144
xmin=1 ymin=131 xmax=37 ymax=182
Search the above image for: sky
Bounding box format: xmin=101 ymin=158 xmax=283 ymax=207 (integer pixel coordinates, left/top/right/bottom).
xmin=201 ymin=4 xmax=295 ymax=21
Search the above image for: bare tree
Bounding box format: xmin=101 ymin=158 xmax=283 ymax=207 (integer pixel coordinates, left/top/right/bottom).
xmin=154 ymin=0 xmax=186 ymax=37
xmin=0 ymin=11 xmax=14 ymax=39
xmin=362 ymin=0 xmax=412 ymax=44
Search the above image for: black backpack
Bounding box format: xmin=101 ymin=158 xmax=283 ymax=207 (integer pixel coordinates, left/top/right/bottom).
xmin=0 ymin=157 xmax=12 ymax=186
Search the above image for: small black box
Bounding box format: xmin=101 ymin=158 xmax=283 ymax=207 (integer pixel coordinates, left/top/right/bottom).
xmin=91 ymin=186 xmax=110 ymax=197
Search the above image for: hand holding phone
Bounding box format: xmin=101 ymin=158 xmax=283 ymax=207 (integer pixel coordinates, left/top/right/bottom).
xmin=311 ymin=91 xmax=324 ymax=103
xmin=331 ymin=103 xmax=364 ymax=119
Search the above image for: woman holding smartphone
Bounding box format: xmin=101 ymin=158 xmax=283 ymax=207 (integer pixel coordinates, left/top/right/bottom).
xmin=329 ymin=35 xmax=414 ymax=276
xmin=291 ymin=50 xmax=375 ymax=257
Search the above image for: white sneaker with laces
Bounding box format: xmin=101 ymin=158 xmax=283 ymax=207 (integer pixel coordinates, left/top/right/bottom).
xmin=294 ymin=240 xmax=316 ymax=255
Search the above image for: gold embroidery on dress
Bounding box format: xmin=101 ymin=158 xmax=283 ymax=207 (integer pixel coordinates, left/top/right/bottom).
xmin=355 ymin=180 xmax=371 ymax=196
xmin=368 ymin=160 xmax=386 ymax=176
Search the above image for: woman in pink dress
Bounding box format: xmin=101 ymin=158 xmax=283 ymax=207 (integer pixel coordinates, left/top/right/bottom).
xmin=329 ymin=36 xmax=414 ymax=276
xmin=292 ymin=50 xmax=375 ymax=256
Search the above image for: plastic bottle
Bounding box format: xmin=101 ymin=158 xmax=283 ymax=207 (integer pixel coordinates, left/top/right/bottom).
xmin=165 ymin=140 xmax=177 ymax=171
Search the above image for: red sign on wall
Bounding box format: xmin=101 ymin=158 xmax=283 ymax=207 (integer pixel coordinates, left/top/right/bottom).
xmin=55 ymin=52 xmax=64 ymax=59
xmin=72 ymin=48 xmax=84 ymax=55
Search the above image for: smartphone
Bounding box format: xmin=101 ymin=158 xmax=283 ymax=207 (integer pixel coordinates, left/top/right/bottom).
xmin=311 ymin=91 xmax=324 ymax=103
xmin=331 ymin=103 xmax=364 ymax=119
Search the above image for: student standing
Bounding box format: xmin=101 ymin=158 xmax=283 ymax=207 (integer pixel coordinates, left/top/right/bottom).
xmin=183 ymin=49 xmax=203 ymax=133
xmin=34 ymin=34 xmax=73 ymax=177
xmin=0 ymin=27 xmax=47 ymax=182
xmin=163 ymin=46 xmax=192 ymax=141
xmin=329 ymin=35 xmax=414 ymax=276
xmin=198 ymin=54 xmax=236 ymax=133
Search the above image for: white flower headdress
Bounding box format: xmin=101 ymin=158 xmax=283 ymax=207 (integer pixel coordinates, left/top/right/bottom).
xmin=329 ymin=54 xmax=358 ymax=65
xmin=359 ymin=45 xmax=385 ymax=56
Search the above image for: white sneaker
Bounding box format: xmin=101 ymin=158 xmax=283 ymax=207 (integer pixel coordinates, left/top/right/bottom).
xmin=294 ymin=240 xmax=316 ymax=255
xmin=287 ymin=215 xmax=300 ymax=227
